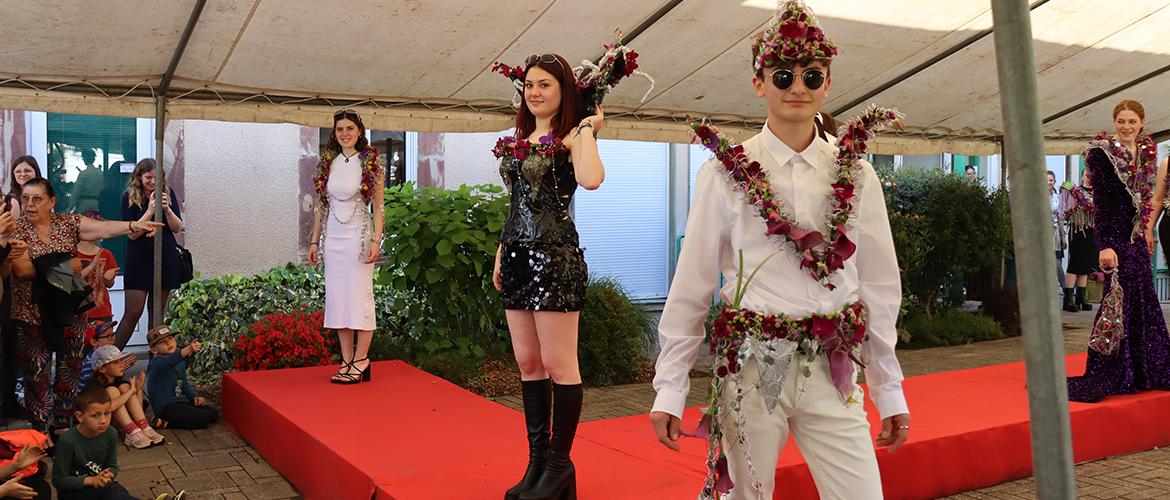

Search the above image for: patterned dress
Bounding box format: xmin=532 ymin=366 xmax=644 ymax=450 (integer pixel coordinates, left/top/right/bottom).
xmin=11 ymin=213 xmax=88 ymax=431
xmin=1067 ymin=139 xmax=1170 ymax=402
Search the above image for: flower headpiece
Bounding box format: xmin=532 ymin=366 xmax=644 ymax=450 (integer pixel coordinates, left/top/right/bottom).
xmin=492 ymin=29 xmax=655 ymax=114
xmin=754 ymin=0 xmax=838 ymax=71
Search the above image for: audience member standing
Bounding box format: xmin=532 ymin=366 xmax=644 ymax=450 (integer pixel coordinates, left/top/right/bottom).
xmin=113 ymin=159 xmax=182 ymax=349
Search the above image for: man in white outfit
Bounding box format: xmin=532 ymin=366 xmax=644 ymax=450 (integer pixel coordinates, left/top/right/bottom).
xmin=649 ymin=2 xmax=911 ymax=498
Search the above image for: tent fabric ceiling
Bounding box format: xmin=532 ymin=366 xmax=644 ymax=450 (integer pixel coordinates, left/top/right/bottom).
xmin=1 ymin=0 xmax=1167 ymax=155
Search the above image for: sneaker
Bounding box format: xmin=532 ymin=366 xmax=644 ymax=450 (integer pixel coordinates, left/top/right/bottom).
xmin=125 ymin=429 xmax=152 ymax=449
xmin=153 ymin=417 xmax=169 ymax=429
xmin=142 ymin=426 xmax=166 ymax=445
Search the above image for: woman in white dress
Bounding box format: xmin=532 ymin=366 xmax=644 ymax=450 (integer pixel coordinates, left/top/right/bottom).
xmin=308 ymin=108 xmax=384 ymax=384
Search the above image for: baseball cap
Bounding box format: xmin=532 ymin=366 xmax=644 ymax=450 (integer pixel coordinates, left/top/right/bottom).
xmin=92 ymin=345 xmax=131 ymax=368
xmin=147 ymin=325 xmax=177 ymax=347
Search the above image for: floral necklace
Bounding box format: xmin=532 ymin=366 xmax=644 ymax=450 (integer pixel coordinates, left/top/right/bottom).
xmin=1091 ymin=132 xmax=1156 ymax=241
xmin=314 ymin=147 xmax=381 ymax=208
xmin=492 ymin=132 xmax=568 ymax=160
xmin=687 ymin=107 xmax=902 ymax=289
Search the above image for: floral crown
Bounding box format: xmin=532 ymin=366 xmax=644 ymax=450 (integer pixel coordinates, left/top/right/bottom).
xmin=491 ymin=30 xmax=654 ymax=115
xmin=754 ymin=0 xmax=838 ymax=71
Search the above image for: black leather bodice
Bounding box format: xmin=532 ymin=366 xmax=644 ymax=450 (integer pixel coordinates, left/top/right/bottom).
xmin=499 ymin=152 xmax=579 ymax=246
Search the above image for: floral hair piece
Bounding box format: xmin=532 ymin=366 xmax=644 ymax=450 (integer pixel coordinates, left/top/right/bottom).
xmin=754 ymin=0 xmax=838 ymax=71
xmin=491 ymin=29 xmax=655 ymax=113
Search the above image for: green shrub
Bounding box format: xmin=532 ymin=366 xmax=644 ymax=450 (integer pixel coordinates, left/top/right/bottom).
xmin=577 ymin=275 xmax=656 ymax=387
xmin=898 ymin=309 xmax=1004 ymax=349
xmin=377 ymin=182 xmax=511 ymax=371
xmin=166 ymin=263 xmax=403 ymax=375
xmin=877 ymin=165 xmax=1013 ymax=316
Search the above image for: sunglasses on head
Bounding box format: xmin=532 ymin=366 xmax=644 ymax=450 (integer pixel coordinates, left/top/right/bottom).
xmin=770 ymin=69 xmax=828 ymax=91
xmin=333 ymin=108 xmax=359 ymax=119
xmin=525 ymin=53 xmax=568 ymax=75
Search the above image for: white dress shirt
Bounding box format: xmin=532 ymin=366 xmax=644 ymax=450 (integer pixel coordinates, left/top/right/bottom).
xmin=652 ymin=123 xmax=910 ymax=420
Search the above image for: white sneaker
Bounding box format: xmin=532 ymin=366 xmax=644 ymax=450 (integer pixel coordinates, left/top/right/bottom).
xmin=125 ymin=429 xmax=153 ymax=449
xmin=142 ymin=426 xmax=166 ymax=445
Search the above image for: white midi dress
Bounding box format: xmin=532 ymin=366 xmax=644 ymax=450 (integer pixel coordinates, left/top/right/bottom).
xmin=322 ymin=154 xmax=376 ymax=331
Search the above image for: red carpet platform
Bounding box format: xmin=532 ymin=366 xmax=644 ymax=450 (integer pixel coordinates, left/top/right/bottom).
xmin=224 ymin=354 xmax=1170 ymax=499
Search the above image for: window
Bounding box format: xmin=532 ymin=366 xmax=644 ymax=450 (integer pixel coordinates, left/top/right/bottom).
xmin=46 ymin=114 xmax=137 ymax=266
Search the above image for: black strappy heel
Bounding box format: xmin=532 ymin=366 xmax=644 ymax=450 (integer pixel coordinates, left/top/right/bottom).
xmin=336 ymin=358 xmax=370 ymax=385
xmin=330 ymin=359 xmax=355 ymax=384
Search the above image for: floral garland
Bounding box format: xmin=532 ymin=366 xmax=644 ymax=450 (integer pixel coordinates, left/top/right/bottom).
xmin=491 ymin=30 xmax=654 ymax=114
xmin=682 ymin=250 xmax=868 ymax=499
xmin=313 ymin=147 xmax=381 ymax=208
xmin=491 ymin=133 xmax=569 ymax=161
xmin=687 ymin=106 xmax=903 ymax=289
xmin=1088 ymin=131 xmax=1157 ymax=242
xmin=1060 ymin=182 xmax=1093 ymax=231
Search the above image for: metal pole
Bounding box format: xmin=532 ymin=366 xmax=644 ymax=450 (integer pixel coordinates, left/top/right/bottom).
xmin=153 ymin=98 xmax=164 ymax=328
xmin=989 ymin=1 xmax=1077 ymax=498
xmin=151 ymin=0 xmax=207 ymax=328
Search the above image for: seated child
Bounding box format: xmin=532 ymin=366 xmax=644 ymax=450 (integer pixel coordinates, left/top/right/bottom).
xmin=146 ymin=326 xmax=218 ymax=430
xmin=89 ymin=346 xmax=164 ymax=449
xmin=80 ymin=321 xmax=135 ymax=389
xmin=52 ymin=386 xmax=145 ymax=500
xmin=0 ymin=440 xmax=50 ymax=500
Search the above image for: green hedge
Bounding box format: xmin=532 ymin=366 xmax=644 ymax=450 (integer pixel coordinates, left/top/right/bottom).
xmin=897 ymin=309 xmax=1004 ymax=350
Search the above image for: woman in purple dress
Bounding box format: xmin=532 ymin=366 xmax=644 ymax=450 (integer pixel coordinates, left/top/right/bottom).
xmin=1067 ymin=99 xmax=1170 ymax=403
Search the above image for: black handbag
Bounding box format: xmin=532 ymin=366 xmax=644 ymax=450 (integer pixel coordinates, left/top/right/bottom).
xmin=177 ymin=244 xmax=194 ymax=284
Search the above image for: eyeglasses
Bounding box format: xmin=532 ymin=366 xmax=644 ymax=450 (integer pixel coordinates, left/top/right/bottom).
xmin=525 ymin=53 xmax=568 ymax=74
xmin=770 ymin=69 xmax=828 ymax=91
xmin=333 ymin=108 xmax=360 ymax=118
xmin=20 ymin=195 xmax=46 ymax=205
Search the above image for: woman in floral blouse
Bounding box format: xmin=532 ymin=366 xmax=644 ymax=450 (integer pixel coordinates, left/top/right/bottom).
xmin=8 ymin=178 xmax=161 ymax=442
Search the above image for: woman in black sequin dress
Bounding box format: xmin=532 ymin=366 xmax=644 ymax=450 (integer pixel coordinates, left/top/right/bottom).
xmin=491 ymin=53 xmax=604 ymax=500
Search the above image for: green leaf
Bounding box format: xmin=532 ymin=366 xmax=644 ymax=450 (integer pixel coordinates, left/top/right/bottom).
xmin=425 ymin=268 xmax=443 ymax=283
xmin=436 ymin=253 xmax=456 ymax=268
xmin=436 ymin=240 xmax=453 ymax=255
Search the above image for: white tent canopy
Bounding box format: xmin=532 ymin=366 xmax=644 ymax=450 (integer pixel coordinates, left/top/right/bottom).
xmin=2 ymin=0 xmax=1168 ymax=154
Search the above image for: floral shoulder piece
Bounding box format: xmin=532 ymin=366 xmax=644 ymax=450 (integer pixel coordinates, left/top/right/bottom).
xmin=492 ymin=133 xmax=569 ymax=161
xmin=313 ymin=147 xmax=383 ymax=209
xmin=1085 ymin=132 xmax=1156 ymax=242
xmin=687 ymin=106 xmax=903 ymax=289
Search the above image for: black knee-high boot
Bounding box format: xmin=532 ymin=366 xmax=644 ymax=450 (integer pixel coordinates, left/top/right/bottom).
xmin=1077 ymin=286 xmax=1092 ymax=311
xmin=520 ymin=382 xmax=582 ymax=500
xmin=506 ymin=379 xmax=552 ymax=500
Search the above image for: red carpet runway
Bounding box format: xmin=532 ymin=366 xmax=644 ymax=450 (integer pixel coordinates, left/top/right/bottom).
xmin=223 ymin=354 xmax=1170 ymax=499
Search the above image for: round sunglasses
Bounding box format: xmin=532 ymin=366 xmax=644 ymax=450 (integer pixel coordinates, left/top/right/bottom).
xmin=770 ymin=69 xmax=828 ymax=91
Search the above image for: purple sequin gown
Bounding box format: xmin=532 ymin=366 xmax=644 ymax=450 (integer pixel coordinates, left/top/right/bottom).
xmin=1066 ymin=143 xmax=1170 ymax=403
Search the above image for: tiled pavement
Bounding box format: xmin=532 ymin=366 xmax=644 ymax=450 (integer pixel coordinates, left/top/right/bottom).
xmin=19 ymin=305 xmax=1163 ymax=499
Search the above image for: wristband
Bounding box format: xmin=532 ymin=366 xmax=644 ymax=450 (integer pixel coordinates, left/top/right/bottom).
xmin=127 ymin=221 xmax=134 ymax=233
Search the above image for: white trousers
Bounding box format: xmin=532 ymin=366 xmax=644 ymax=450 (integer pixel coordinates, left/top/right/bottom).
xmin=718 ymin=355 xmax=883 ymax=500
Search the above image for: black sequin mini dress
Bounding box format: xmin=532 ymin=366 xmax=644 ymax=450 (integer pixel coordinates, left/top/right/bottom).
xmin=498 ymin=150 xmax=587 ymax=312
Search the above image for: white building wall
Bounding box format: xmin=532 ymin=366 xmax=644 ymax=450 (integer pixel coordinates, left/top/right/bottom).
xmin=182 ymin=120 xmax=305 ymax=278
xmin=441 ymin=130 xmax=510 ymax=189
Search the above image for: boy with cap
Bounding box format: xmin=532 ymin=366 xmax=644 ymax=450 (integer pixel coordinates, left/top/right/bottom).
xmin=649 ymin=1 xmax=910 ymax=498
xmin=145 ymin=326 xmax=218 ymax=430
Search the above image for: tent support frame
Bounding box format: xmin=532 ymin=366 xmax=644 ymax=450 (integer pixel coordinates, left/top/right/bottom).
xmin=991 ymin=0 xmax=1077 ymax=498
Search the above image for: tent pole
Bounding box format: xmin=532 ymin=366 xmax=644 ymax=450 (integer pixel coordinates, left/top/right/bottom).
xmin=989 ymin=1 xmax=1077 ymax=498
xmin=152 ymin=0 xmax=207 ymax=329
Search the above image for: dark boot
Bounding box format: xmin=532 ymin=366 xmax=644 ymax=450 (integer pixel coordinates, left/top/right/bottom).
xmin=1077 ymin=286 xmax=1092 ymax=311
xmin=505 ymin=379 xmax=551 ymax=500
xmin=520 ymin=383 xmax=582 ymax=500
xmin=1063 ymin=287 xmax=1078 ymax=312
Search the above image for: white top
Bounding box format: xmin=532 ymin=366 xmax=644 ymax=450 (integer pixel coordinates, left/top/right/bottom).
xmin=651 ymin=123 xmax=909 ymax=420
xmin=327 ymin=154 xmax=365 ymax=228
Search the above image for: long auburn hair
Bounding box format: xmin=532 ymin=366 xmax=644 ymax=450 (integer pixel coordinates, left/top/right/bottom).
xmin=9 ymin=155 xmax=43 ymax=196
xmin=1112 ymin=99 xmax=1145 ymax=136
xmin=127 ymin=158 xmax=165 ymax=208
xmin=515 ymin=54 xmax=582 ymax=141
xmin=324 ymin=110 xmax=370 ymax=155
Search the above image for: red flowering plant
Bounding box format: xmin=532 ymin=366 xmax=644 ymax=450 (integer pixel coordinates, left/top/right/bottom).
xmin=233 ymin=309 xmax=335 ymax=371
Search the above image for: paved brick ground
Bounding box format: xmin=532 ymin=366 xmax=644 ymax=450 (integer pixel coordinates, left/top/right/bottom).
xmin=33 ymin=305 xmax=1159 ymax=499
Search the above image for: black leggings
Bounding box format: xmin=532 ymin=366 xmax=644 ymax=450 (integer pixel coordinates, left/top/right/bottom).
xmin=158 ymin=402 xmax=219 ymax=430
